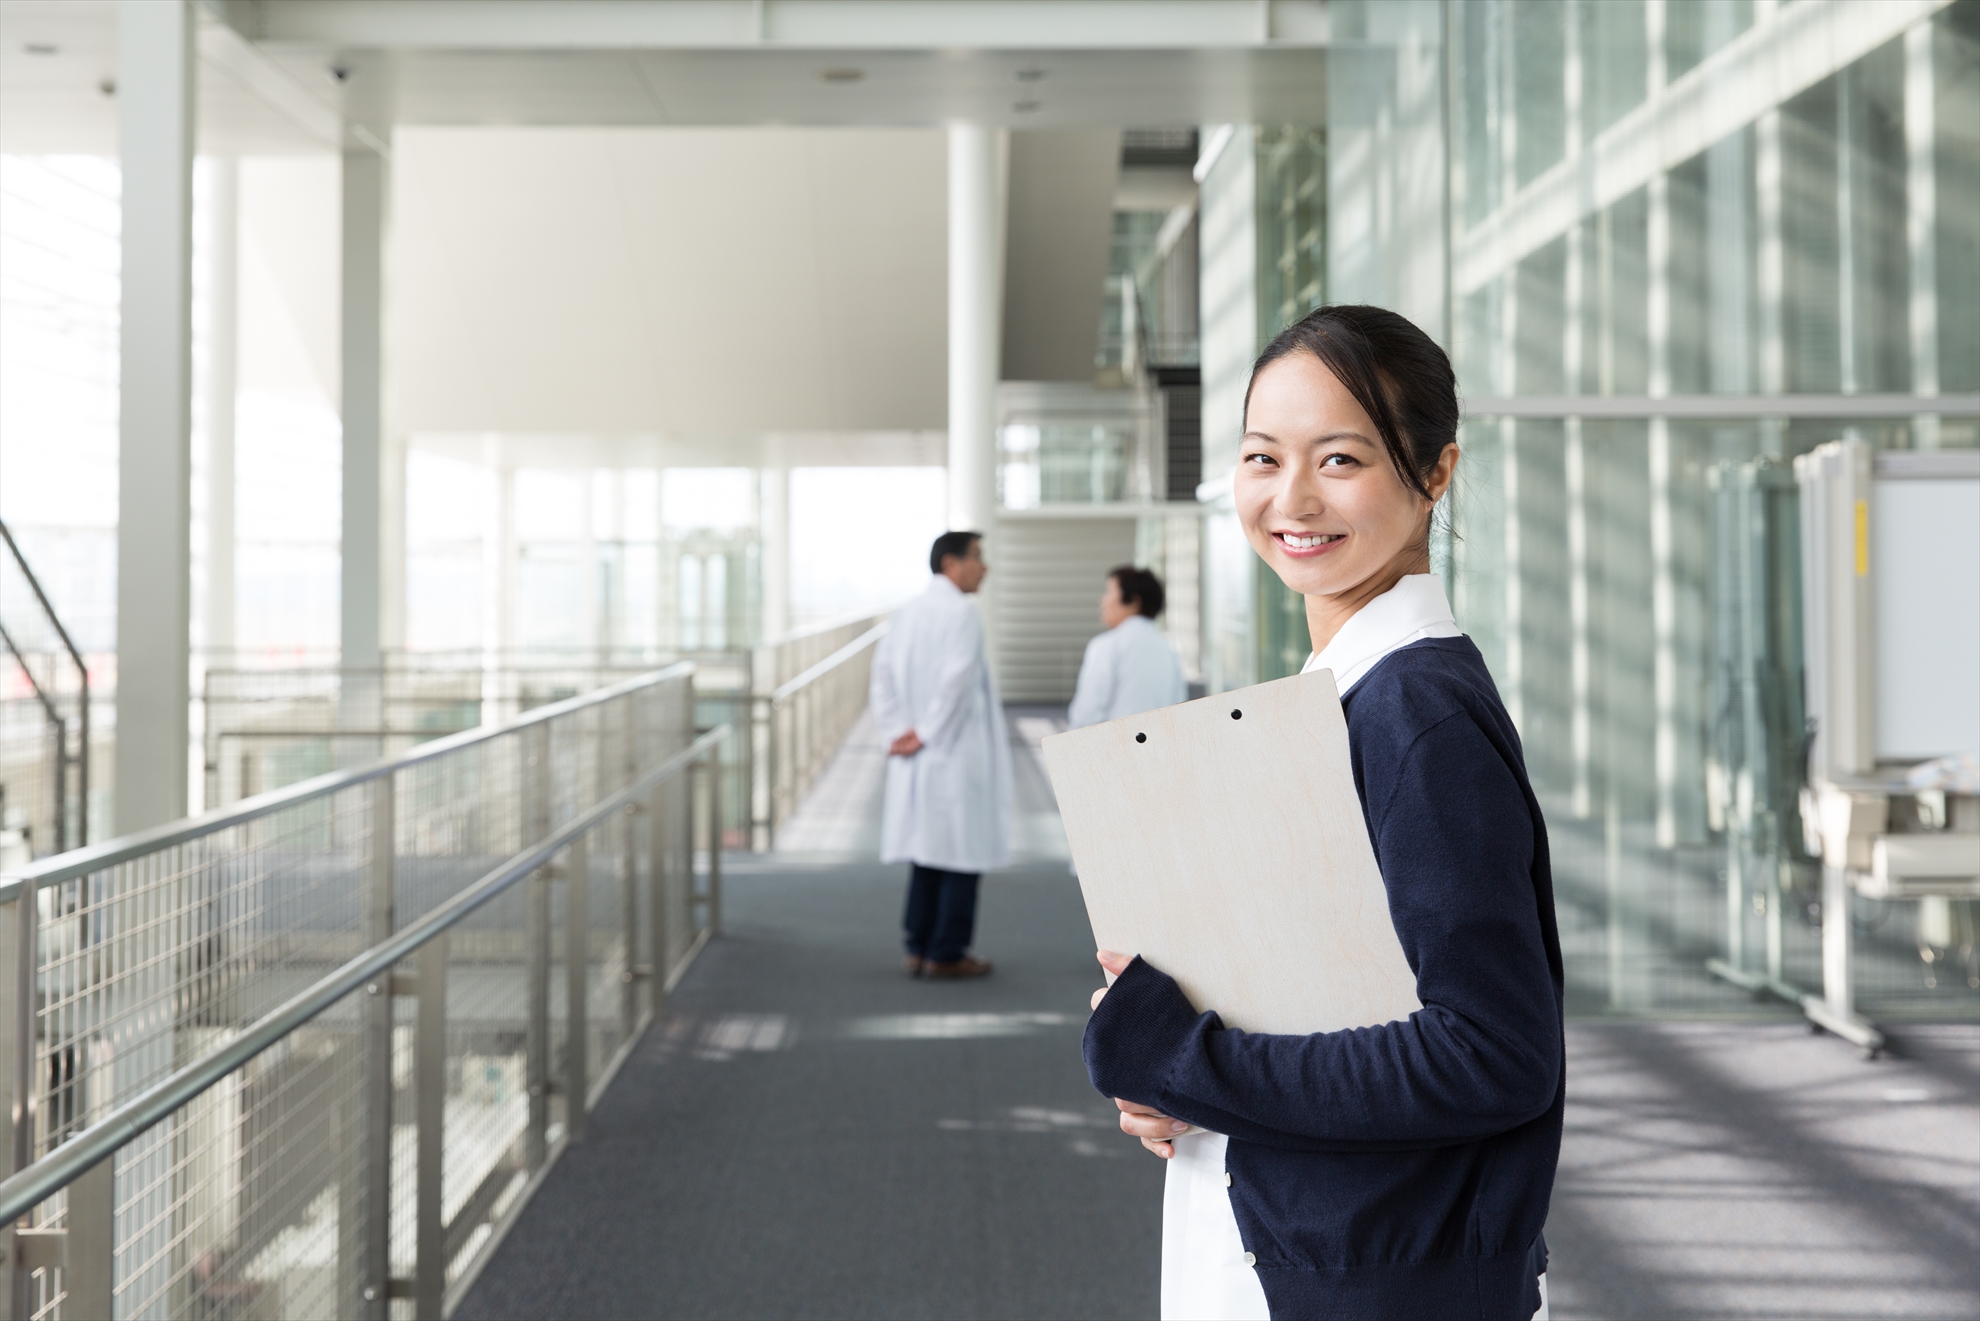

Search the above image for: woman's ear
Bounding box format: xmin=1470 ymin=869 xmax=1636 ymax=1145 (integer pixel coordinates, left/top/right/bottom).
xmin=1425 ymin=443 xmax=1460 ymax=503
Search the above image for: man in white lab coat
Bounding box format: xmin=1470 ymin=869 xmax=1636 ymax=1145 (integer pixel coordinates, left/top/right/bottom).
xmin=869 ymin=531 xmax=1013 ymax=979
xmin=1067 ymin=566 xmax=1189 ymax=729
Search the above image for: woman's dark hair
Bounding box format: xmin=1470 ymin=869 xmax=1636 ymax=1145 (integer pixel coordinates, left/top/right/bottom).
xmin=1242 ymin=304 xmax=1459 ymax=501
xmin=1107 ymin=565 xmax=1165 ymax=620
xmin=929 ymin=529 xmax=982 ymax=574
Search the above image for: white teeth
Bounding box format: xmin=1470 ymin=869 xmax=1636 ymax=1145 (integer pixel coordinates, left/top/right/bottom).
xmin=1281 ymin=534 xmax=1339 ymax=549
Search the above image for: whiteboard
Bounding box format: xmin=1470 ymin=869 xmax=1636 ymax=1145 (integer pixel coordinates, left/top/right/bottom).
xmin=1873 ymin=478 xmax=1980 ymax=760
xmin=1041 ymin=667 xmax=1420 ymax=1036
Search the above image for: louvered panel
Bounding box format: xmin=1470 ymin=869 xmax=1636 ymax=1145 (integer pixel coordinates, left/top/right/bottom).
xmin=992 ymin=518 xmax=1136 ymax=702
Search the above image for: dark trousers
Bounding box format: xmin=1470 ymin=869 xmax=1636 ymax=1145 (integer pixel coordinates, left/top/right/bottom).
xmin=903 ymin=863 xmax=981 ymax=964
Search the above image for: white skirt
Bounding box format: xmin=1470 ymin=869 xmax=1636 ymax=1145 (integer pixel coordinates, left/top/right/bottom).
xmin=1160 ymin=1132 xmax=1270 ymax=1321
xmin=1158 ymin=1131 xmax=1551 ymax=1321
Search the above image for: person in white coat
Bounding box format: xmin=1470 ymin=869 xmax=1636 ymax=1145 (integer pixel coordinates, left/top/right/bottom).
xmin=869 ymin=530 xmax=1013 ymax=979
xmin=1067 ymin=566 xmax=1188 ymax=730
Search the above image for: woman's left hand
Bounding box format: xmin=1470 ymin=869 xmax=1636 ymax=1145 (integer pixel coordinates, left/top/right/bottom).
xmin=1090 ymin=949 xmax=1187 ymax=1158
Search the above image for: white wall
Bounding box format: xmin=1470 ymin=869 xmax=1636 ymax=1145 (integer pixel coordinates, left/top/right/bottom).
xmin=388 ymin=127 xmax=949 ymax=436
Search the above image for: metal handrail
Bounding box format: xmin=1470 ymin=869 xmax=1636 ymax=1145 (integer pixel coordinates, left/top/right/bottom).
xmin=769 ymin=622 xmax=888 ymax=705
xmin=0 ymin=660 xmax=695 ymax=901
xmin=0 ymin=722 xmax=729 ymax=1227
xmin=0 ymin=518 xmax=89 ymax=851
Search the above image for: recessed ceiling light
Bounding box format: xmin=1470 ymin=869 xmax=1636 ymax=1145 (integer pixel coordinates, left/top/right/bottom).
xmin=23 ymin=42 xmax=59 ymax=56
xmin=1013 ymin=100 xmax=1041 ymax=113
xmin=1016 ymin=68 xmax=1046 ymax=82
xmin=820 ymin=68 xmax=865 ymax=84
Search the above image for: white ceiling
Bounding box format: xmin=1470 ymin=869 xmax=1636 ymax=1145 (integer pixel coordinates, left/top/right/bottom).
xmin=1 ymin=1 xmax=1330 ymax=153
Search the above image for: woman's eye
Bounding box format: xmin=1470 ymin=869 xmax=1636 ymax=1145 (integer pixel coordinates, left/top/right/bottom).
xmin=1242 ymin=452 xmax=1276 ymax=467
xmin=1319 ymin=453 xmax=1358 ymax=469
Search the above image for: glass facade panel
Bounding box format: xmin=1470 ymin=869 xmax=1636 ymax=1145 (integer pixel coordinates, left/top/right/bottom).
xmin=1436 ymin=0 xmax=1980 ymax=1018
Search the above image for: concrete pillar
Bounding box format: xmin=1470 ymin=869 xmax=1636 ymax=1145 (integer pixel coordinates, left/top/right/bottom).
xmin=948 ymin=123 xmax=1005 ymax=673
xmin=947 ymin=124 xmax=1003 ymax=537
xmin=113 ymin=0 xmax=196 ymax=834
xmin=758 ymin=467 xmax=790 ymax=640
xmin=341 ymin=145 xmax=389 ymax=673
xmin=202 ymin=157 xmax=239 ymax=662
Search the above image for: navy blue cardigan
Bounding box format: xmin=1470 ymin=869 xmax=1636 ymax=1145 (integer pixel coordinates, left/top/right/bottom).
xmin=1083 ymin=637 xmax=1564 ymax=1320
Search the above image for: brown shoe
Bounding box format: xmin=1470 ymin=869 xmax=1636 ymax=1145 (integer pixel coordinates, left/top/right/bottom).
xmin=924 ymin=955 xmax=993 ymax=979
xmin=903 ymin=955 xmax=926 ymax=977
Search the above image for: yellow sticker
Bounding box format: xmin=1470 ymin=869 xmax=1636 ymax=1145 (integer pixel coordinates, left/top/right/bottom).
xmin=1854 ymin=499 xmax=1869 ymax=577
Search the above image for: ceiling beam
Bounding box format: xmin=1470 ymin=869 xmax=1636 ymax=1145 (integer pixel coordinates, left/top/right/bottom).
xmin=220 ymin=1 xmax=1332 ymax=51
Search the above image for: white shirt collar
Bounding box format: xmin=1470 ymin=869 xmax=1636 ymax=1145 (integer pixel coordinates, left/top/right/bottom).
xmin=928 ymin=573 xmax=963 ymax=598
xmin=1301 ymin=573 xmax=1460 ymax=696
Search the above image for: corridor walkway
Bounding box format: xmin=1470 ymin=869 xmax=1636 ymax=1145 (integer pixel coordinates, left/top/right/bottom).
xmin=458 ymin=712 xmax=1978 ymax=1321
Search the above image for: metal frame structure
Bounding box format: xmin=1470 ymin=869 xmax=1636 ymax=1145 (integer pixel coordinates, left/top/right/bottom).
xmin=0 ymin=664 xmax=723 ymax=1320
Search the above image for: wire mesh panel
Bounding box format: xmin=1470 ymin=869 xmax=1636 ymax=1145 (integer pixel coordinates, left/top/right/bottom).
xmin=84 ymin=990 xmax=372 ymax=1321
xmin=1 ymin=664 xmax=708 ymax=1321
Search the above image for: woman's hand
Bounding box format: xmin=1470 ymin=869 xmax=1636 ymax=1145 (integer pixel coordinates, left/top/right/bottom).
xmin=1089 ymin=949 xmax=1186 ymax=1158
xmin=1088 ymin=948 xmax=1133 ymax=1010
xmin=1116 ymin=1097 xmax=1190 ymax=1158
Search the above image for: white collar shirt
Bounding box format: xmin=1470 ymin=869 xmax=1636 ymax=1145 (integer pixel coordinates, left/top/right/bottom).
xmin=1299 ymin=573 xmax=1463 ymax=696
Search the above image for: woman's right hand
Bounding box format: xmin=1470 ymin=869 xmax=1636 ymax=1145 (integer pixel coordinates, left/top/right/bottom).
xmin=1115 ymin=1097 xmax=1190 ymax=1158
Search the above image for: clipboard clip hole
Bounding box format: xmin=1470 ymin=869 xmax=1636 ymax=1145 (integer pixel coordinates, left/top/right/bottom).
xmin=1230 ymin=709 xmax=1243 ymax=720
xmin=1134 ymin=732 xmax=1147 ymax=744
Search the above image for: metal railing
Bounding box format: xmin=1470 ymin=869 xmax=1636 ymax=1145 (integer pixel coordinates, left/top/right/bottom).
xmin=0 ymin=521 xmax=91 ymax=861
xmin=0 ymin=663 xmax=724 ymax=1320
xmin=689 ymin=613 xmax=888 ymax=851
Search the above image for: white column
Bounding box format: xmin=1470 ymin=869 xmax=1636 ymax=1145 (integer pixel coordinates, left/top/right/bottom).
xmin=1905 ymin=21 xmax=1940 ymax=448
xmin=202 ymin=157 xmax=239 ymax=662
xmin=758 ymin=467 xmax=790 ymax=640
xmin=947 ymin=124 xmax=1003 ymax=537
xmin=113 ymin=0 xmax=196 ymax=834
xmin=341 ymin=145 xmax=389 ymax=673
xmin=949 ymin=122 xmax=1005 ymax=674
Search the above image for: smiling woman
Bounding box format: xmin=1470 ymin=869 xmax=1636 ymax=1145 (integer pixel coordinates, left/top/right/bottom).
xmin=1082 ymin=306 xmax=1564 ymax=1321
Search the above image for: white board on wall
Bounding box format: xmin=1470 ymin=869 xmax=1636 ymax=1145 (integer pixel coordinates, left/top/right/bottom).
xmin=1042 ymin=667 xmax=1419 ymax=1036
xmin=1872 ymin=477 xmax=1980 ymax=761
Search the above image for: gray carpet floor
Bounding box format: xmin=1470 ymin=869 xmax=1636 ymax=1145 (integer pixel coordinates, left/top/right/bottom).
xmin=454 ymin=858 xmax=1979 ymax=1320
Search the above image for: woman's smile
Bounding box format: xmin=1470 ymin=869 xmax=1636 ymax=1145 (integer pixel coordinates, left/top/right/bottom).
xmin=1273 ymin=531 xmax=1346 ymax=556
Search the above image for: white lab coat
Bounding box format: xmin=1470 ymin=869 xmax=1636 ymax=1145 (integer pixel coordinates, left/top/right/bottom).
xmin=869 ymin=575 xmax=1014 ymax=874
xmin=1067 ymin=614 xmax=1189 ymax=729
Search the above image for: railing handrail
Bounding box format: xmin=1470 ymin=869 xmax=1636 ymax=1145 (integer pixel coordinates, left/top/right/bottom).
xmin=769 ymin=622 xmax=889 ymax=706
xmin=0 ymin=721 xmax=731 ymax=1227
xmin=755 ymin=609 xmax=886 ymax=655
xmin=0 ymin=518 xmax=89 ymax=683
xmin=0 ymin=661 xmax=696 ymax=900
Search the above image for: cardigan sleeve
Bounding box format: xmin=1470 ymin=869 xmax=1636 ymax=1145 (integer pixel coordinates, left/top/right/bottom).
xmin=1082 ymin=710 xmax=1561 ymax=1151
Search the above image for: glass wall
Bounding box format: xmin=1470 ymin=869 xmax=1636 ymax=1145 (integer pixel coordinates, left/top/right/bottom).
xmin=1443 ymin=0 xmax=1980 ymax=1016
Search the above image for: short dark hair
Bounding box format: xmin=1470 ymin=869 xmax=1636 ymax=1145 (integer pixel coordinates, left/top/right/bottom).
xmin=1243 ymin=304 xmax=1459 ymax=502
xmin=1107 ymin=565 xmax=1165 ymax=620
xmin=929 ymin=530 xmax=982 ymax=574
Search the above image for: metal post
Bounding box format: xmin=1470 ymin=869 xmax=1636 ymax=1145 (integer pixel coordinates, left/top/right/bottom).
xmin=525 ymin=866 xmax=550 ymax=1172
xmin=620 ymin=805 xmax=638 ymax=1039
xmin=705 ymin=748 xmax=723 ymax=937
xmin=2 ymin=890 xmax=27 ymax=1321
xmin=649 ymin=784 xmax=670 ymax=1010
xmin=355 ymin=774 xmax=393 ymax=1321
xmin=413 ymin=935 xmax=446 ymax=1321
xmin=523 ymin=722 xmax=551 ymax=1171
xmin=64 ymin=1159 xmax=113 ymax=1321
xmin=564 ymin=836 xmax=589 ymax=1140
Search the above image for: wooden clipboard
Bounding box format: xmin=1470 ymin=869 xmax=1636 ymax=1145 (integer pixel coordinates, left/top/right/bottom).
xmin=1041 ymin=667 xmax=1420 ymax=1036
